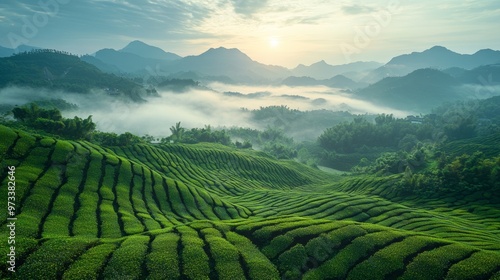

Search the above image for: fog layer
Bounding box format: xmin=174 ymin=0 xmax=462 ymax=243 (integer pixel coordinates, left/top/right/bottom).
xmin=4 ymin=83 xmax=477 ymax=138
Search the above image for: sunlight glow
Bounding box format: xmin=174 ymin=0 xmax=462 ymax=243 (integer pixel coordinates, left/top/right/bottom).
xmin=269 ymin=37 xmax=279 ymax=48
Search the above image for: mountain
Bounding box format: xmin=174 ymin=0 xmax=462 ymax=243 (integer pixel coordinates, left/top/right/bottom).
xmin=281 ymin=74 xmax=364 ymax=90
xmin=0 ymin=44 xmax=40 ymax=57
xmin=0 ymin=46 xmax=13 ymax=57
xmin=93 ymin=48 xmax=169 ymax=73
xmin=292 ymin=60 xmax=382 ymax=80
xmin=362 ymin=46 xmax=500 ymax=83
xmin=0 ymin=49 xmax=143 ymax=100
xmin=356 ymin=68 xmax=466 ymax=112
xmin=459 ymin=64 xmax=500 ymax=85
xmin=88 ymin=44 xmax=290 ymax=83
xmin=87 ymin=41 xmax=181 ymax=74
xmin=80 ymin=54 xmax=121 ymax=73
xmin=326 ymin=74 xmax=367 ymax=89
xmin=281 ymin=76 xmax=320 ymax=87
xmin=120 ymin=40 xmax=181 ymax=61
xmin=168 ymin=47 xmax=290 ymax=83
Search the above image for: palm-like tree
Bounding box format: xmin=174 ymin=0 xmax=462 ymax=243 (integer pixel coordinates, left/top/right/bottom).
xmin=170 ymin=122 xmax=185 ymax=142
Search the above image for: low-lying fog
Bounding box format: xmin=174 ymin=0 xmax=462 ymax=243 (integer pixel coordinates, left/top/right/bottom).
xmin=0 ymin=83 xmax=437 ymax=138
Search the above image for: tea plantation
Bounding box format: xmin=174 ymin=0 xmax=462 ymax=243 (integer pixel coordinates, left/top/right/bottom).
xmin=1 ymin=124 xmax=500 ymax=279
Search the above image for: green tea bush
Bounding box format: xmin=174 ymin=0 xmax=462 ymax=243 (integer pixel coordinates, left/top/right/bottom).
xmin=400 ymin=243 xmax=473 ymax=280
xmin=205 ymin=233 xmax=246 ymax=280
xmin=16 ymin=238 xmax=92 ymax=279
xmin=277 ymin=244 xmax=308 ymax=280
xmin=102 ymin=236 xmax=149 ymax=279
xmin=445 ymin=251 xmax=500 ymax=279
xmin=62 ymin=243 xmax=117 ymax=280
xmin=146 ymin=233 xmax=181 ymax=280
xmin=225 ymin=231 xmax=279 ymax=280
xmin=178 ymin=226 xmax=210 ymax=280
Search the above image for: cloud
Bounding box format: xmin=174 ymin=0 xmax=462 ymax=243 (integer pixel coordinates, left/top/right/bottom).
xmin=0 ymin=0 xmax=217 ymax=51
xmin=341 ymin=4 xmax=376 ymax=15
xmin=0 ymin=83 xmax=416 ymax=139
xmin=230 ymin=0 xmax=268 ymax=16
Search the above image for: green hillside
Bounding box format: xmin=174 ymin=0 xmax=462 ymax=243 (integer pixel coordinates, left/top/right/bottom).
xmin=0 ymin=50 xmax=144 ymax=101
xmin=1 ymin=124 xmax=500 ymax=279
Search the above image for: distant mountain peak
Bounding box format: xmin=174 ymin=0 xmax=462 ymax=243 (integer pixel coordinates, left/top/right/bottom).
xmin=205 ymin=46 xmax=243 ymax=53
xmin=314 ymin=60 xmax=329 ymax=65
xmin=119 ymin=40 xmax=181 ymax=61
xmin=200 ymin=47 xmax=251 ymax=60
xmin=427 ymin=45 xmax=451 ymax=52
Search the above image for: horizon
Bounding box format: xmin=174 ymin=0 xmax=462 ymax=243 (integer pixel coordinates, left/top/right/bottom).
xmin=2 ymin=41 xmax=500 ymax=69
xmin=1 ymin=1 xmax=500 ymax=67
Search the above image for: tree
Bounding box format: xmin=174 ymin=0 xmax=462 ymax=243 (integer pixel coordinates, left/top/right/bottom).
xmin=170 ymin=122 xmax=184 ymax=142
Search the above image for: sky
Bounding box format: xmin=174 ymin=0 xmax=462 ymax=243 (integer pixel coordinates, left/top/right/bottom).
xmin=1 ymin=0 xmax=500 ymax=67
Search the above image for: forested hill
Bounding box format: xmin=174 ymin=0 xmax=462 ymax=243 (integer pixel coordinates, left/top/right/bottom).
xmin=0 ymin=49 xmax=144 ymax=101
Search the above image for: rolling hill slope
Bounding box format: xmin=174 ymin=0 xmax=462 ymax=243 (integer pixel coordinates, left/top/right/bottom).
xmin=1 ymin=124 xmax=500 ymax=279
xmin=0 ymin=50 xmax=144 ymax=101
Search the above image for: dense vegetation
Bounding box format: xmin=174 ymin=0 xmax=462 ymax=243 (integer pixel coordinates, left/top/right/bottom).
xmin=1 ymin=121 xmax=499 ymax=279
xmin=0 ymin=50 xmax=144 ymax=101
xmin=10 ymin=103 xmax=95 ymax=140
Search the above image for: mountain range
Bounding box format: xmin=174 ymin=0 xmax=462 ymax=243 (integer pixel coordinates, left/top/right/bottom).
xmin=3 ymin=41 xmax=499 ymax=87
xmin=1 ymin=41 xmax=500 ymax=112
xmin=84 ymin=42 xmax=500 ymax=88
xmin=361 ymin=46 xmax=500 ymax=83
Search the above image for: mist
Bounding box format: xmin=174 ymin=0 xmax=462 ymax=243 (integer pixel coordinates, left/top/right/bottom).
xmin=1 ymin=83 xmax=461 ymax=139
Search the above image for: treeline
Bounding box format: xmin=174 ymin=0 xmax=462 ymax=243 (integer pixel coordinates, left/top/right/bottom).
xmin=227 ymin=126 xmax=297 ymax=159
xmin=165 ymin=122 xmax=232 ymax=146
xmin=11 ymin=103 xmax=95 ymax=140
xmin=397 ymin=152 xmax=500 ymax=196
xmin=156 ymin=78 xmax=200 ymax=92
xmin=318 ymin=114 xmax=433 ymax=153
xmin=315 ymin=96 xmax=500 ymax=171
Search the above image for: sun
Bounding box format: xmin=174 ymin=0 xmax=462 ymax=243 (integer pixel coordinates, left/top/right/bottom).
xmin=269 ymin=37 xmax=279 ymax=48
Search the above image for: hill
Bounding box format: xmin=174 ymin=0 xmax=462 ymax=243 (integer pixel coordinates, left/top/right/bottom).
xmin=0 ymin=44 xmax=39 ymax=57
xmin=0 ymin=49 xmax=144 ymax=101
xmin=93 ymin=48 xmax=168 ymax=74
xmin=387 ymin=46 xmax=500 ymax=71
xmin=120 ymin=40 xmax=181 ymax=61
xmin=458 ymin=63 xmax=500 ymax=85
xmin=281 ymin=74 xmax=364 ymax=90
xmin=356 ymin=68 xmax=469 ymax=112
xmin=362 ymin=46 xmax=500 ymax=83
xmin=292 ymin=60 xmax=382 ymax=80
xmin=88 ymin=43 xmax=291 ymax=83
xmin=169 ymin=47 xmax=290 ymax=83
xmin=1 ymin=123 xmax=500 ymax=279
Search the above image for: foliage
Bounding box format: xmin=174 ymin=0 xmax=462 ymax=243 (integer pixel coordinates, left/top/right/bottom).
xmin=318 ymin=114 xmax=432 ymax=153
xmin=0 ymin=49 xmax=143 ymax=100
xmin=11 ymin=103 xmax=95 ymax=140
xmin=397 ymin=152 xmax=500 ymax=195
xmin=93 ymin=131 xmax=144 ymax=146
xmin=164 ymin=123 xmax=232 ymax=146
xmin=156 ymin=78 xmax=200 ymax=92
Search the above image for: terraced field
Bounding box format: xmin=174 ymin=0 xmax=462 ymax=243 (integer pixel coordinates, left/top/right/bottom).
xmin=1 ymin=124 xmax=500 ymax=279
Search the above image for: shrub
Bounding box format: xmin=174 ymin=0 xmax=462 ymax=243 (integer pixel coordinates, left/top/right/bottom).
xmin=102 ymin=236 xmax=149 ymax=280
